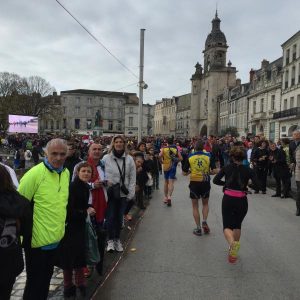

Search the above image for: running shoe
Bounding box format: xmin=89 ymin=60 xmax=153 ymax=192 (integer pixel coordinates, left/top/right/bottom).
xmin=167 ymin=198 xmax=172 ymax=207
xmin=163 ymin=197 xmax=168 ymax=204
xmin=106 ymin=240 xmax=115 ymax=253
xmin=228 ymin=241 xmax=240 ymax=263
xmin=193 ymin=228 xmax=202 ymax=236
xmin=114 ymin=239 xmax=124 ymax=252
xmin=202 ymin=221 xmax=210 ymax=234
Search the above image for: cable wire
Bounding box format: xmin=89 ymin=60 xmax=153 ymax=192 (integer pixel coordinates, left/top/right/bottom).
xmin=55 ymin=0 xmax=138 ymax=79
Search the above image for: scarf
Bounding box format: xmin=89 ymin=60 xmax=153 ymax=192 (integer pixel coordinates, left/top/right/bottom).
xmin=43 ymin=158 xmax=64 ymax=173
xmin=87 ymin=156 xmax=107 ymax=223
xmin=113 ymin=149 xmax=125 ymax=158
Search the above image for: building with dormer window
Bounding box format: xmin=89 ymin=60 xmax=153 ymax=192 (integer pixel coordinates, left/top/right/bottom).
xmin=273 ymin=31 xmax=300 ymax=138
xmin=248 ymin=58 xmax=282 ymax=141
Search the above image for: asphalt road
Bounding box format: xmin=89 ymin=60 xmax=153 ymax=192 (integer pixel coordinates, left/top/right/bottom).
xmin=96 ymin=173 xmax=300 ymax=300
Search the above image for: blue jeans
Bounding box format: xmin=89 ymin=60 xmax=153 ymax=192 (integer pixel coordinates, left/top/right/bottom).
xmin=106 ymin=197 xmax=126 ymax=240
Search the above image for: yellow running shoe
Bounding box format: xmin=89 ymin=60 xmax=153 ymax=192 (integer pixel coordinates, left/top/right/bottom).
xmin=228 ymin=241 xmax=240 ymax=263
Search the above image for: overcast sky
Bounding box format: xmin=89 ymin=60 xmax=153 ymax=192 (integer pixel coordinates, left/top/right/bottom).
xmin=0 ymin=0 xmax=299 ymax=104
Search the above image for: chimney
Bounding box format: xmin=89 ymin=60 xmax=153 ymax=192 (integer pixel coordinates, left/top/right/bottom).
xmin=261 ymin=59 xmax=269 ymax=69
xmin=236 ymin=78 xmax=241 ymax=86
xmin=249 ymin=68 xmax=255 ymax=82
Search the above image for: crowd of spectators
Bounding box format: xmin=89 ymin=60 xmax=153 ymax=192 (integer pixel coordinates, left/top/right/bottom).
xmin=1 ymin=130 xmax=300 ymax=299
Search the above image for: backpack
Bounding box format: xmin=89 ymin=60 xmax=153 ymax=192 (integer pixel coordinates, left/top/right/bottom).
xmin=168 ymin=147 xmax=179 ymax=163
xmin=0 ymin=216 xmax=19 ymax=251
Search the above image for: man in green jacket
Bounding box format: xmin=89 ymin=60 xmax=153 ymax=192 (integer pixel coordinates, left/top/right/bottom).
xmin=18 ymin=138 xmax=69 ymax=300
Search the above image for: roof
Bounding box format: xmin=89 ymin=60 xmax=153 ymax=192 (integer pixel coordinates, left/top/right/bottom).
xmin=253 ymin=57 xmax=283 ymax=79
xmin=205 ymin=12 xmax=227 ymax=50
xmin=281 ymin=30 xmax=300 ymax=48
xmin=60 ymin=89 xmax=137 ymax=97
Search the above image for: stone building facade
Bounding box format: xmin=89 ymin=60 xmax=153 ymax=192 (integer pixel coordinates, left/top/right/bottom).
xmin=175 ymin=93 xmax=191 ymax=137
xmin=44 ymin=89 xmax=138 ymax=136
xmin=217 ymin=81 xmax=249 ymax=137
xmin=153 ymin=97 xmax=177 ymax=136
xmin=248 ymin=58 xmax=282 ymax=141
xmin=273 ymin=31 xmax=300 ymax=138
xmin=124 ymin=101 xmax=154 ymax=136
xmin=190 ymin=12 xmax=236 ymax=137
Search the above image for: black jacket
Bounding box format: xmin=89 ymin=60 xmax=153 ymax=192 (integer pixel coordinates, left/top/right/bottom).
xmin=0 ymin=191 xmax=32 ymax=281
xmin=213 ymin=163 xmax=259 ymax=192
xmin=56 ymin=177 xmax=90 ymax=269
xmin=64 ymin=155 xmax=82 ymax=180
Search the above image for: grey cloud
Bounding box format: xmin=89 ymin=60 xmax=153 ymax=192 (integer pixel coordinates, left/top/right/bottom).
xmin=0 ymin=0 xmax=299 ymax=104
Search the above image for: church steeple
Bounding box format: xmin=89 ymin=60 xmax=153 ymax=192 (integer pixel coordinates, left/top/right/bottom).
xmin=203 ymin=12 xmax=228 ymax=73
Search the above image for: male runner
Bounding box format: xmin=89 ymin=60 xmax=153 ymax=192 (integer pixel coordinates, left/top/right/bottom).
xmin=159 ymin=137 xmax=183 ymax=206
xmin=183 ymin=140 xmax=217 ymax=235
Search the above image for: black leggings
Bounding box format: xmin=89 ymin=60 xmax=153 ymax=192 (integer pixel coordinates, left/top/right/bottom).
xmin=222 ymin=194 xmax=248 ymax=230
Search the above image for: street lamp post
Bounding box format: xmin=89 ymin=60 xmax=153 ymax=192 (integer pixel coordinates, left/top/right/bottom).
xmin=138 ymin=29 xmax=146 ymax=143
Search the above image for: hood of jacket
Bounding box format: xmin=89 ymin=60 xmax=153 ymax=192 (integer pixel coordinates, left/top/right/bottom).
xmin=0 ymin=191 xmax=29 ymax=218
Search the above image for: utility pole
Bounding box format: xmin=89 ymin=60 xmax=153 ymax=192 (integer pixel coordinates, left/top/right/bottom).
xmin=138 ymin=29 xmax=146 ymax=143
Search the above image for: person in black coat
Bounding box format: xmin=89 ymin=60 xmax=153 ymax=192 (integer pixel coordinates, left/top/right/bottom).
xmin=269 ymin=142 xmax=291 ymax=198
xmin=64 ymin=143 xmax=82 ymax=180
xmin=56 ymin=162 xmax=95 ymax=298
xmin=0 ymin=165 xmax=32 ymax=300
xmin=251 ymin=140 xmax=269 ymax=194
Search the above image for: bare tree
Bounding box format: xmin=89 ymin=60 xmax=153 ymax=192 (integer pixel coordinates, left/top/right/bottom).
xmin=0 ymin=72 xmax=60 ymax=129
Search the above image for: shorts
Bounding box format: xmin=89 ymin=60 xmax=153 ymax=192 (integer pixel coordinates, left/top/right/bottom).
xmin=164 ymin=164 xmax=177 ymax=180
xmin=189 ymin=181 xmax=211 ymax=199
xmin=222 ymin=194 xmax=248 ymax=230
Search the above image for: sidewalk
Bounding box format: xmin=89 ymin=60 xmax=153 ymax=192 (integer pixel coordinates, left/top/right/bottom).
xmin=10 ymin=202 xmax=148 ymax=299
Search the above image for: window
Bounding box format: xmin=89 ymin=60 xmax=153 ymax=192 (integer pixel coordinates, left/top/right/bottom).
xmin=286 ymin=49 xmax=290 ymax=65
xmin=75 ymin=119 xmax=80 ymax=129
xmin=56 ymin=120 xmax=59 ymax=130
xmin=285 ymin=70 xmax=289 ymax=89
xmin=108 ymin=111 xmax=112 ymax=118
xmin=119 ymin=100 xmax=122 ymax=106
xmin=75 ymin=107 xmax=80 ymax=115
xmin=117 ymin=121 xmax=122 ymax=131
xmin=291 ymin=66 xmax=296 ymax=86
xmin=253 ymin=101 xmax=256 ymax=114
xmin=271 ymin=95 xmax=275 ymax=110
xmin=63 ymin=119 xmax=66 ymax=129
xmin=76 ymin=97 xmax=80 ymax=105
xmin=130 ymin=107 xmax=133 ymax=113
xmin=87 ymin=107 xmax=91 ymax=116
xmin=63 ymin=107 xmax=66 ymax=114
xmin=284 ymin=99 xmax=288 ymax=110
xmin=260 ymin=98 xmax=264 ymax=112
xmin=50 ymin=120 xmax=54 ymax=130
xmin=87 ymin=98 xmax=92 ymax=105
xmin=118 ymin=110 xmax=122 ymax=118
xmin=297 ymin=95 xmax=300 ymax=107
xmin=290 ymin=97 xmax=295 ymax=108
xmin=109 ymin=99 xmax=113 ymax=107
xmin=293 ymin=44 xmax=297 ymax=61
xmin=87 ymin=119 xmax=92 ymax=129
xmin=99 ymin=97 xmax=103 ymax=105
xmin=108 ymin=120 xmax=113 ymax=130
xmin=129 ymin=117 xmax=133 ymax=126
xmin=282 ymin=126 xmax=286 ymax=132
